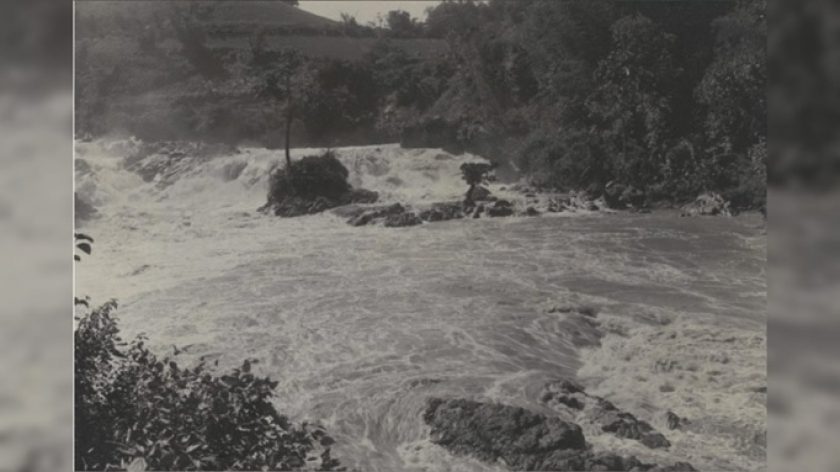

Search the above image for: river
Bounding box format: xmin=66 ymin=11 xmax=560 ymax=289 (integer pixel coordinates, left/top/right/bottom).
xmin=75 ymin=141 xmax=766 ymax=471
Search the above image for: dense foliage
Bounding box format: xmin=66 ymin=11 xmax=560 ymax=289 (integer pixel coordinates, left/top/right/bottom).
xmin=267 ymin=150 xmax=350 ymax=203
xmin=74 ymin=236 xmax=342 ymax=471
xmin=76 ymin=0 xmax=767 ymax=208
xmin=262 ymin=150 xmax=378 ymax=217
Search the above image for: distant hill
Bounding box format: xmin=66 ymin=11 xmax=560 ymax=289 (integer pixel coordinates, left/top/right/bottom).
xmin=75 ymin=1 xmax=340 ymax=31
xmin=74 ymin=1 xmax=448 ymax=144
xmin=75 ymin=1 xmax=444 ymax=59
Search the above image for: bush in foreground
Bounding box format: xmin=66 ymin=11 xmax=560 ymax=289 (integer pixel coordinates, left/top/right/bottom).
xmin=75 ymin=301 xmax=342 ymax=471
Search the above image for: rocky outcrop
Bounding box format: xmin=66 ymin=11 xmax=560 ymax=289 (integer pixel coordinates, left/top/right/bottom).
xmin=680 ymin=193 xmax=731 ymax=217
xmin=424 ymin=398 xmax=586 ymax=469
xmin=487 ymin=199 xmax=515 ymax=217
xmin=472 ymin=185 xmax=492 ymax=202
xmin=424 ymin=398 xmax=695 ymax=472
xmin=418 ymin=202 xmax=466 ymax=222
xmin=540 ymin=380 xmax=671 ymax=450
xmin=523 ymin=206 xmax=541 ymax=217
xmin=267 ymin=196 xmax=334 ymax=218
xmin=545 ymin=193 xmax=601 ymax=213
xmin=665 ymin=411 xmax=687 ymax=431
xmin=340 ymin=188 xmax=379 ymax=205
xmin=261 ymin=152 xmax=380 ymax=217
xmin=384 ymin=211 xmax=423 ymax=228
xmin=346 ymin=203 xmax=406 ymax=226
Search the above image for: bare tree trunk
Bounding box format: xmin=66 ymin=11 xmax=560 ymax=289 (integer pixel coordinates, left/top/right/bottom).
xmin=284 ymin=72 xmax=293 ymax=170
xmin=465 ymin=183 xmax=475 ymax=206
xmin=285 ymin=104 xmax=293 ymax=170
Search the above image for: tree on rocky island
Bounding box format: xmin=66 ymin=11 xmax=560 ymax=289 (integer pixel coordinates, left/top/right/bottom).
xmin=460 ymin=162 xmax=497 ymax=205
xmin=251 ymin=40 xmax=309 ymax=169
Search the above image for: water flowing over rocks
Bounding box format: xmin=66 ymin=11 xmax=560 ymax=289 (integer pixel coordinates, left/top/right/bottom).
xmin=680 ymin=193 xmax=731 ymax=217
xmin=123 ymin=140 xmax=239 ymax=185
xmin=424 ymin=398 xmax=696 ymax=471
xmin=541 ymin=380 xmax=672 ymax=450
xmin=384 ymin=211 xmax=423 ymax=228
xmin=345 ymin=203 xmax=406 ymax=226
xmin=419 ymin=201 xmax=468 ymax=222
xmin=544 ymin=193 xmax=604 ymax=213
xmin=604 ymin=183 xmax=646 ymax=209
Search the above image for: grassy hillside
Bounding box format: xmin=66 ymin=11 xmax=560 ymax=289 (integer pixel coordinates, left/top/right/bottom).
xmin=75 ymin=1 xmax=447 ymax=145
xmin=75 ymin=1 xmax=339 ymax=31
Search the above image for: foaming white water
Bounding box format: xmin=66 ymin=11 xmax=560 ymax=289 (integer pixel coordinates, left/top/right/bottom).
xmin=75 ymin=139 xmax=766 ymax=471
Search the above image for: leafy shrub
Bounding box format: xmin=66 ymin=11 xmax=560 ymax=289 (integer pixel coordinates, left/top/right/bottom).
xmin=75 ymin=301 xmax=342 ymax=471
xmin=721 ymin=138 xmax=767 ymax=212
xmin=460 ymin=162 xmax=497 ymax=204
xmin=516 ymin=128 xmax=612 ymax=191
xmin=267 ymin=150 xmax=351 ymax=204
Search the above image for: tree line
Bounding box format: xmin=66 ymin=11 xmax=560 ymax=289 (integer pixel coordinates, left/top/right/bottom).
xmin=75 ymin=0 xmax=766 ymax=209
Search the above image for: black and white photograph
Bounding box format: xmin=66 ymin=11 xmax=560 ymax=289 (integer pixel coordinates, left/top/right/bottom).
xmin=73 ymin=1 xmax=767 ymax=470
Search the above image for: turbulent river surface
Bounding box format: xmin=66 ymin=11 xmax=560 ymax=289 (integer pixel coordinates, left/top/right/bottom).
xmin=75 ymin=140 xmax=766 ymax=471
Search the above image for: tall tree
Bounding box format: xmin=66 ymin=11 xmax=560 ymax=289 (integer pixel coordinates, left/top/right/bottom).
xmin=696 ymin=0 xmax=766 ymax=190
xmin=251 ymin=38 xmax=308 ymax=168
xmin=587 ymin=14 xmax=678 ymax=187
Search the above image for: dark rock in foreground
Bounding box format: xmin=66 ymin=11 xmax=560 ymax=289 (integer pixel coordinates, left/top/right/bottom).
xmin=424 ymin=398 xmax=695 ymax=471
xmin=541 ymin=380 xmax=671 ymax=449
xmin=424 ymin=398 xmax=585 ymax=470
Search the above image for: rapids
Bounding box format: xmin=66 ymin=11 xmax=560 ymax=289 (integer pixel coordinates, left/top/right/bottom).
xmin=75 ymin=140 xmax=766 ymax=471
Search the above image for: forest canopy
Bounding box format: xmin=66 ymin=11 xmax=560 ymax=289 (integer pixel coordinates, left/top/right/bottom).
xmin=75 ymin=0 xmax=766 ymax=208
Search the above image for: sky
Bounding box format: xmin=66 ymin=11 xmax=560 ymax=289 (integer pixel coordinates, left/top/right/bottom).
xmin=299 ymin=1 xmax=442 ymax=24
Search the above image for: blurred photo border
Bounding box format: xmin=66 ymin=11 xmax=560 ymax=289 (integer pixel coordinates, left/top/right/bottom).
xmin=0 ymin=0 xmax=839 ymax=471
